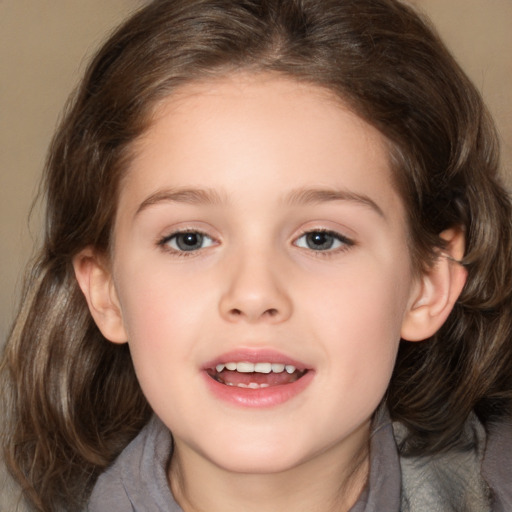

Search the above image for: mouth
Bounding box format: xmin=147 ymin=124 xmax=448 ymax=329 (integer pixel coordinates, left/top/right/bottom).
xmin=206 ymin=361 xmax=309 ymax=389
xmin=202 ymin=350 xmax=313 ymax=407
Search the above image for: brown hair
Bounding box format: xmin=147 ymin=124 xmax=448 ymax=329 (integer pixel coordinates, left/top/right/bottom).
xmin=2 ymin=0 xmax=511 ymax=509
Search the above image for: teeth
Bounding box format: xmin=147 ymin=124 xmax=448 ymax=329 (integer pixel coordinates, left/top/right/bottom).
xmin=248 ymin=382 xmax=269 ymax=389
xmin=226 ymin=382 xmax=270 ymax=389
xmin=237 ymin=362 xmax=255 ymax=373
xmin=254 ymin=362 xmax=272 ymax=373
xmin=214 ymin=361 xmax=299 ymax=374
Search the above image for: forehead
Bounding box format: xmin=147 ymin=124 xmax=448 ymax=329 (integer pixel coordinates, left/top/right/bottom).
xmin=119 ymin=73 xmax=405 ymax=224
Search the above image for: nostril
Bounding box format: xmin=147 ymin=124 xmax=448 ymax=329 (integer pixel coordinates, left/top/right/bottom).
xmin=227 ymin=307 xmax=279 ymax=319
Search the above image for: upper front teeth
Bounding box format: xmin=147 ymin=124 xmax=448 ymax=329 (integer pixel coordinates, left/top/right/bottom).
xmin=215 ymin=362 xmax=296 ymax=374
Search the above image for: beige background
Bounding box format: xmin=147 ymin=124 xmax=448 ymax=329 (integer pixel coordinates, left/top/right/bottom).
xmin=1 ymin=0 xmax=511 ymax=346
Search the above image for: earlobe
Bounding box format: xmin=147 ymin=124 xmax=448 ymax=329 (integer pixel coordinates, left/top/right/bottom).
xmin=72 ymin=248 xmax=128 ymax=344
xmin=401 ymin=228 xmax=467 ymax=342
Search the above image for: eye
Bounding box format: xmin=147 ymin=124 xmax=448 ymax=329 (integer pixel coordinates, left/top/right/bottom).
xmin=160 ymin=231 xmax=215 ymax=252
xmin=294 ymin=230 xmax=353 ymax=252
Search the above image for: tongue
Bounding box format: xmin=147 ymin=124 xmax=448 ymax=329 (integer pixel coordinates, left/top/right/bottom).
xmin=218 ymin=370 xmax=299 ymax=387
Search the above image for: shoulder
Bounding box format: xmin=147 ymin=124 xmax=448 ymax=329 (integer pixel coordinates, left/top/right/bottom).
xmin=87 ymin=415 xmax=181 ymax=512
xmin=393 ymin=413 xmax=512 ymax=512
xmin=482 ymin=417 xmax=512 ymax=511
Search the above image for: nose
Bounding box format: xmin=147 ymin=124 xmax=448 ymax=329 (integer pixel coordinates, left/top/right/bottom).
xmin=218 ymin=250 xmax=293 ymax=324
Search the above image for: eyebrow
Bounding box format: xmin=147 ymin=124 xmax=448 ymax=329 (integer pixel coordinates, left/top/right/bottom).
xmin=135 ymin=187 xmax=225 ymax=215
xmin=285 ymin=187 xmax=385 ymax=218
xmin=135 ymin=185 xmax=385 ymax=218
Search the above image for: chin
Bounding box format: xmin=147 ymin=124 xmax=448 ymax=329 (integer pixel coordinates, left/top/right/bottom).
xmin=198 ymin=434 xmax=320 ymax=475
xmin=211 ymin=452 xmax=306 ymax=475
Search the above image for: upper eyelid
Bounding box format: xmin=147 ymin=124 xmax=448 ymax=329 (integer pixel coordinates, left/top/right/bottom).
xmin=156 ymin=226 xmax=355 ymax=250
xmin=158 ymin=226 xmax=217 ymax=242
xmin=293 ymin=228 xmax=354 ymax=243
xmin=157 ymin=230 xmax=217 ymax=257
xmin=157 ymin=230 xmax=214 ymax=253
xmin=160 ymin=227 xmax=208 ymax=238
xmin=292 ymin=229 xmax=356 ymax=257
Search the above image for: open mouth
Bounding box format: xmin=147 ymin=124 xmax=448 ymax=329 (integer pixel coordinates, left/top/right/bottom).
xmin=206 ymin=361 xmax=308 ymax=389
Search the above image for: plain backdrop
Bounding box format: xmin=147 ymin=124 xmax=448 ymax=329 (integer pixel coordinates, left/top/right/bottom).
xmin=1 ymin=0 xmax=511 ymax=347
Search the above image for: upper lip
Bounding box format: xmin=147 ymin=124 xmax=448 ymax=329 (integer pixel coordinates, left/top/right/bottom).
xmin=202 ymin=348 xmax=310 ymax=371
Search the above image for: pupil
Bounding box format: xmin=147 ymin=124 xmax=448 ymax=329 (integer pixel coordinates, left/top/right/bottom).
xmin=307 ymin=232 xmax=333 ymax=250
xmin=177 ymin=233 xmax=202 ymax=251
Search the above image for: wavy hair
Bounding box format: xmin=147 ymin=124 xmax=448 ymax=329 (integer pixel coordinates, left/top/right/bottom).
xmin=2 ymin=0 xmax=511 ymax=509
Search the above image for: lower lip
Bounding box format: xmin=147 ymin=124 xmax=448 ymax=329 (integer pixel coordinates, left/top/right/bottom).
xmin=202 ymin=370 xmax=314 ymax=408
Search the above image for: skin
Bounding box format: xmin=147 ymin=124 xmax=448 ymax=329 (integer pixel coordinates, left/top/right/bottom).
xmin=75 ymin=73 xmax=467 ymax=512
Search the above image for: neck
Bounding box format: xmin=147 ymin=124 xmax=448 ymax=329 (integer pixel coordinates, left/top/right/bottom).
xmin=169 ymin=423 xmax=370 ymax=512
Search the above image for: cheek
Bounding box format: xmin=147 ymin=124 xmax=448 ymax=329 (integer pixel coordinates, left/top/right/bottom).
xmin=114 ymin=264 xmax=211 ymax=375
xmin=114 ymin=268 xmax=211 ymax=415
xmin=118 ymin=259 xmax=204 ymax=329
xmin=301 ymin=258 xmax=412 ymax=393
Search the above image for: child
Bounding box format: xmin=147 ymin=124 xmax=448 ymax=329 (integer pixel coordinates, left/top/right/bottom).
xmin=2 ymin=0 xmax=511 ymax=510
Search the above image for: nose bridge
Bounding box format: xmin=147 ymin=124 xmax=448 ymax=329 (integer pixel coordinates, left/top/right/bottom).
xmin=219 ymin=241 xmax=292 ymax=323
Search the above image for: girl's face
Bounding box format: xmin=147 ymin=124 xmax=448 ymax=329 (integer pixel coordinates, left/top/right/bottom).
xmin=110 ymin=74 xmax=420 ymax=476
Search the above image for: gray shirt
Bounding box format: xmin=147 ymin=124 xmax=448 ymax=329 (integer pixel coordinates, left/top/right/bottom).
xmin=87 ymin=408 xmax=512 ymax=511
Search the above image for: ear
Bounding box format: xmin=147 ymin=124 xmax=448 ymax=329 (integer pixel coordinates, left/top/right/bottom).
xmin=73 ymin=248 xmax=128 ymax=344
xmin=401 ymin=228 xmax=467 ymax=342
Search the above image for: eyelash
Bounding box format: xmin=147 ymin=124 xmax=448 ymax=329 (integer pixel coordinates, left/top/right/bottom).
xmin=157 ymin=228 xmax=354 ymax=257
xmin=157 ymin=229 xmax=216 ymax=257
xmin=293 ymin=229 xmax=354 ymax=256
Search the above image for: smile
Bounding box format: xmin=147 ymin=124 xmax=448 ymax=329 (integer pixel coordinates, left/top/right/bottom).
xmin=203 ymin=351 xmax=313 ymax=407
xmin=208 ymin=361 xmax=307 ymax=389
